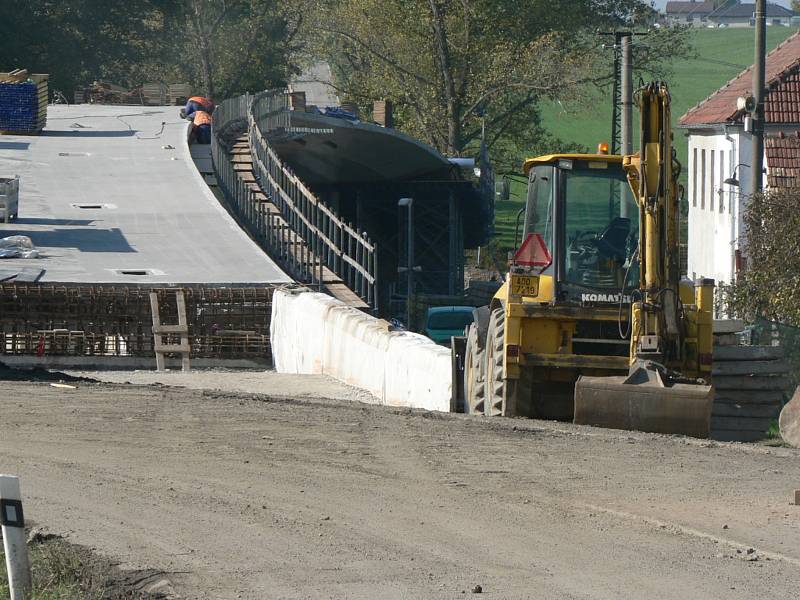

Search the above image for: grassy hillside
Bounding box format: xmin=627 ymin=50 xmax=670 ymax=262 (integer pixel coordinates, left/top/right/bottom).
xmin=494 ymin=26 xmax=798 ymax=250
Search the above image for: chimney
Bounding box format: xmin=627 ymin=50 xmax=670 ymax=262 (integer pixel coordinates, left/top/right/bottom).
xmin=373 ymin=99 xmax=393 ymax=128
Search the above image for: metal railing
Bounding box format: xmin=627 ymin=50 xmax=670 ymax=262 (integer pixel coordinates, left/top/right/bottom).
xmin=211 ymin=90 xmax=377 ymax=308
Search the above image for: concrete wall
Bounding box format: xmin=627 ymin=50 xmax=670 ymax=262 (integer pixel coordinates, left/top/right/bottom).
xmin=270 ymin=289 xmax=452 ymax=412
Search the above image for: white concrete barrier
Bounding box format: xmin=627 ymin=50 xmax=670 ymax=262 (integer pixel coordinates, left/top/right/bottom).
xmin=271 ymin=290 xmax=452 ymax=411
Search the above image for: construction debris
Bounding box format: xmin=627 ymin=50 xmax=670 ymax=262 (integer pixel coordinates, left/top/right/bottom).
xmin=74 ymin=81 xmax=193 ymax=106
xmin=0 ymin=235 xmax=39 ymax=259
xmin=0 ymin=69 xmax=48 ymax=134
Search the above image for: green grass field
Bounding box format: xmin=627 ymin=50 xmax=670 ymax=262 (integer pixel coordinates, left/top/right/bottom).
xmin=494 ymin=27 xmax=799 ymax=250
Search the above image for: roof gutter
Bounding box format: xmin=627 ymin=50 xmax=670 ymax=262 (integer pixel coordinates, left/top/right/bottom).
xmin=676 ymin=122 xmax=738 ymax=131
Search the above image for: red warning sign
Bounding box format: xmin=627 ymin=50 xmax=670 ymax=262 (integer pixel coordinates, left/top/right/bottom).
xmin=513 ymin=233 xmax=552 ymax=268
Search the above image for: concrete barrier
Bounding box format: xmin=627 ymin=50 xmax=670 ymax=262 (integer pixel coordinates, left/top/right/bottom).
xmin=271 ymin=290 xmax=451 ymax=411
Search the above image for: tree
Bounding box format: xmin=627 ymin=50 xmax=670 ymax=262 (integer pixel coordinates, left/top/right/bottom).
xmin=306 ymin=0 xmax=690 ymax=167
xmin=728 ymin=188 xmax=800 ymax=325
xmin=0 ymin=0 xmax=302 ymax=101
xmin=793 ymin=0 xmax=800 ymax=14
xmin=165 ymin=0 xmax=303 ymax=99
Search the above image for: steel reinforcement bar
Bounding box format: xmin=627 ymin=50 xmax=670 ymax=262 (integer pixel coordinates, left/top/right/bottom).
xmin=0 ymin=285 xmax=274 ymax=360
xmin=211 ymin=91 xmax=377 ymax=309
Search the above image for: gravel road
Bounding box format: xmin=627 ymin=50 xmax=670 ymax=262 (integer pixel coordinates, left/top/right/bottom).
xmin=1 ymin=378 xmax=799 ymax=599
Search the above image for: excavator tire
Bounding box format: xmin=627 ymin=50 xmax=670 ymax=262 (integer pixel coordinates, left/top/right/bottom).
xmin=463 ymin=323 xmax=486 ymax=415
xmin=484 ymin=306 xmax=526 ymax=417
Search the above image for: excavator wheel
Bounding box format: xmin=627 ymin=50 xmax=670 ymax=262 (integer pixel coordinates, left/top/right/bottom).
xmin=484 ymin=306 xmax=526 ymax=417
xmin=463 ymin=323 xmax=486 ymax=415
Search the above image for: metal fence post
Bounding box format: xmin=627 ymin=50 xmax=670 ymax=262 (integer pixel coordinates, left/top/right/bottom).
xmin=1 ymin=475 xmax=32 ymax=600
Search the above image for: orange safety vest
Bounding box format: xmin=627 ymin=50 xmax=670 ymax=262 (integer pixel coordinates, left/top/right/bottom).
xmin=193 ymin=110 xmax=212 ymax=127
xmin=189 ymin=96 xmax=213 ymax=110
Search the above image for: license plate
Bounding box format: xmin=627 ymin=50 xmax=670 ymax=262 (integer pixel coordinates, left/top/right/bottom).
xmin=510 ymin=275 xmax=539 ymax=298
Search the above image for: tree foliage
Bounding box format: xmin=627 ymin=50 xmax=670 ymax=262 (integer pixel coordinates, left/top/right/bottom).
xmin=0 ymin=0 xmax=299 ymax=100
xmin=305 ymin=0 xmax=691 ymax=168
xmin=728 ymin=189 xmax=800 ymax=325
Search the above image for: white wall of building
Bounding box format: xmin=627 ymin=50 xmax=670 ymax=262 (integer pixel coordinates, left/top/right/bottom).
xmin=685 ymin=126 xmax=788 ymax=291
xmin=686 ymin=129 xmax=742 ymax=288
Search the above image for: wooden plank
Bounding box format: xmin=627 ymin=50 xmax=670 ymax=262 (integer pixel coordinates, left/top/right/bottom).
xmin=714 ymin=345 xmax=784 ymax=361
xmin=712 ymin=402 xmax=782 ymax=418
xmin=153 ymin=343 xmax=191 ymax=353
xmin=715 ymin=390 xmax=787 ymax=404
xmin=710 ymin=429 xmax=769 ymax=442
xmin=13 ymin=268 xmax=44 ymax=283
xmin=713 ymin=319 xmax=745 ymax=334
xmin=710 ymin=416 xmax=772 ymax=431
xmin=713 ymin=375 xmax=792 ymax=391
xmin=149 ymin=292 xmax=164 ymax=371
xmin=153 ymin=324 xmax=189 ymax=334
xmin=712 ymin=360 xmax=790 ymax=376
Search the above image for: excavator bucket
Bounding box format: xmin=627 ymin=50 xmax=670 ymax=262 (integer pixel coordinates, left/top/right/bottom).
xmin=573 ymin=363 xmax=713 ymax=438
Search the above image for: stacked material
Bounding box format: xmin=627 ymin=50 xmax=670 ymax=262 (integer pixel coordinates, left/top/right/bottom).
xmin=0 ymin=176 xmax=19 ymax=222
xmin=87 ymin=80 xmax=133 ymax=104
xmin=140 ymin=82 xmax=167 ymax=105
xmin=0 ymin=69 xmax=48 ymax=134
xmin=168 ymin=83 xmax=192 ymax=106
xmin=711 ymin=342 xmax=792 ymax=442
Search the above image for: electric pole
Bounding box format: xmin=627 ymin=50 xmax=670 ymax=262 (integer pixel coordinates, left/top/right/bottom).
xmin=601 ymin=31 xmax=637 ymax=218
xmin=620 ymin=33 xmax=633 ymax=218
xmin=751 ymin=0 xmax=766 ymax=196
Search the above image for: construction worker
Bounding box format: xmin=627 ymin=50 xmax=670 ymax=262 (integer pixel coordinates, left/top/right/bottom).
xmin=181 ymin=96 xmax=214 ymax=120
xmin=193 ymin=109 xmax=212 ymax=144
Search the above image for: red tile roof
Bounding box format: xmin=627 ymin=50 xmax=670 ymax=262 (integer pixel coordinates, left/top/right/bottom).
xmin=766 ymin=132 xmax=800 ymax=188
xmin=679 ymin=32 xmax=800 ymax=127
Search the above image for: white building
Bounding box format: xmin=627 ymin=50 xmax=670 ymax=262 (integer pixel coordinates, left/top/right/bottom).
xmin=709 ymin=2 xmax=795 ymax=28
xmin=679 ymin=32 xmax=800 ymax=291
xmin=664 ymin=1 xmax=714 ymax=26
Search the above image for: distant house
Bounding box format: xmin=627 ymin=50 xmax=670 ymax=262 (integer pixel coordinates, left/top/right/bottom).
xmin=678 ymin=32 xmax=800 ymax=292
xmin=665 ymin=1 xmax=715 ymax=25
xmin=709 ymin=2 xmax=795 ymax=27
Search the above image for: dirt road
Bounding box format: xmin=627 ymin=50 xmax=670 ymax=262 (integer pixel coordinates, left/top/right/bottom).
xmin=1 ymin=378 xmax=799 ymax=599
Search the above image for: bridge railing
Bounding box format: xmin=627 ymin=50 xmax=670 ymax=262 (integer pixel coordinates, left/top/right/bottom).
xmin=211 ymin=91 xmax=377 ymax=309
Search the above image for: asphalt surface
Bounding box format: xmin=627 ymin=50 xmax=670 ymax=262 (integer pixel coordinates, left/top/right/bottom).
xmin=1 ymin=379 xmax=799 ymax=599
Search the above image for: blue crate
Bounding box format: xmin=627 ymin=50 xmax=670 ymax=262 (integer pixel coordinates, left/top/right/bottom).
xmin=0 ymin=82 xmax=44 ymax=131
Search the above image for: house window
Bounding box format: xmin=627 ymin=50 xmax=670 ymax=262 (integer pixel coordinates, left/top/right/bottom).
xmin=701 ymin=149 xmax=706 ymax=210
xmin=719 ymin=150 xmax=725 ymax=213
xmin=710 ymin=150 xmax=715 ymax=211
xmin=692 ymin=148 xmax=697 ymax=207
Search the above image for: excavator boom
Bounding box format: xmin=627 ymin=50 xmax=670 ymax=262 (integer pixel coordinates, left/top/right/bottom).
xmin=574 ymin=82 xmax=714 ymax=438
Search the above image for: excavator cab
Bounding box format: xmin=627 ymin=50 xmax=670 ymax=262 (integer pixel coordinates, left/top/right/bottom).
xmin=520 ymin=155 xmax=639 ymax=304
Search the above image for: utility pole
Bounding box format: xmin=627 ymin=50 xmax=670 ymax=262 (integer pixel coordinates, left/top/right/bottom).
xmin=620 ymin=33 xmax=633 ymax=218
xmin=601 ymin=31 xmax=641 ymax=217
xmin=398 ymin=198 xmax=415 ymax=328
xmin=751 ymin=0 xmax=766 ymax=196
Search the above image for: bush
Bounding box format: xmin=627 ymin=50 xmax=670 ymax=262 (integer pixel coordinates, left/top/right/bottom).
xmin=728 ymin=188 xmax=800 ymax=325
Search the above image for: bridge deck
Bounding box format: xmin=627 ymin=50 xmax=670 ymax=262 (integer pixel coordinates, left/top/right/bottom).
xmin=0 ymin=104 xmax=290 ymax=285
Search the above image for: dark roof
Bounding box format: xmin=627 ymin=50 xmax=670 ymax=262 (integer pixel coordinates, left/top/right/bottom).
xmin=680 ymin=32 xmax=800 ymax=126
xmin=665 ymin=1 xmax=714 ymax=15
xmin=766 ymin=132 xmax=800 ymax=187
xmin=710 ymin=2 xmax=794 ymax=18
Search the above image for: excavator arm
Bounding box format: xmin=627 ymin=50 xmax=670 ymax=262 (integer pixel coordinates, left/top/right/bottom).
xmin=574 ymin=82 xmax=714 ymax=438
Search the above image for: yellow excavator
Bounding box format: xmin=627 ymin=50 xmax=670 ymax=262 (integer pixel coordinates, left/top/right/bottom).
xmin=459 ymin=82 xmax=714 ymax=437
